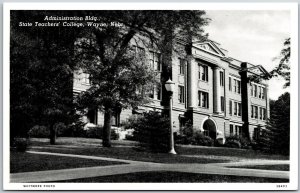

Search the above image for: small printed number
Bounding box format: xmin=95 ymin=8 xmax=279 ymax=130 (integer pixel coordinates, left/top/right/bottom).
xmin=276 ymin=185 xmax=287 ymax=188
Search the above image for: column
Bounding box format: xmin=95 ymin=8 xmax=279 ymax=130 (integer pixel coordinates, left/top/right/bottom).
xmin=213 ymin=67 xmax=221 ymax=113
xmin=187 ymin=55 xmax=196 ymax=108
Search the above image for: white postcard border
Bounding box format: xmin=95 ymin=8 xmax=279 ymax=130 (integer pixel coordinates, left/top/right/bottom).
xmin=3 ymin=2 xmax=298 ymax=190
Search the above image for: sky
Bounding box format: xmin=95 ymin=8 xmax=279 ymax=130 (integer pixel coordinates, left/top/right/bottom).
xmin=203 ymin=10 xmax=291 ymax=100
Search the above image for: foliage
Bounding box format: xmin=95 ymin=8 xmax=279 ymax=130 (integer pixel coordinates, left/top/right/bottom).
xmin=28 ymin=125 xmax=50 ymax=138
xmin=74 ymin=11 xmax=210 ymax=147
xmin=124 ymin=111 xmax=170 ymax=153
xmin=10 ymin=11 xmax=81 ymax=144
xmin=259 ymin=92 xmax=290 ymax=155
xmin=176 ymin=121 xmax=213 ymax=147
xmin=270 ymin=38 xmax=290 ymax=88
xmin=192 ymin=131 xmax=214 ymax=147
xmin=14 ymin=138 xmax=28 ymax=152
xmin=224 ymin=135 xmax=251 ymax=149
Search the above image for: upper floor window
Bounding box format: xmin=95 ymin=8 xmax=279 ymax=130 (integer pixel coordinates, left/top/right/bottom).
xmin=149 ymin=51 xmax=161 ymax=71
xmin=251 ymin=105 xmax=266 ymax=120
xmin=198 ymin=64 xmax=208 ymax=82
xmin=220 ymin=71 xmax=224 ymax=86
xmin=231 ymin=76 xmax=241 ymax=94
xmin=179 ymin=58 xmax=186 ymax=75
xmin=229 ymin=77 xmax=232 ymax=91
xmin=230 ymin=100 xmax=241 ymax=117
xmin=178 ymin=86 xmax=185 ymax=104
xmin=198 ymin=91 xmax=209 ymax=108
xmin=251 ymin=83 xmax=266 ymax=99
xmin=229 ymin=100 xmax=232 ymax=115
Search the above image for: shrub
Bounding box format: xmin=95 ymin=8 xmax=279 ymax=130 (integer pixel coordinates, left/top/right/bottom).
xmin=125 ymin=111 xmax=170 ymax=153
xmin=192 ymin=131 xmax=214 ymax=146
xmin=14 ymin=138 xmax=28 ymax=152
xmin=85 ymin=126 xmax=102 ymax=138
xmin=224 ymin=135 xmax=250 ymax=149
xmin=28 ymin=125 xmax=49 ymax=138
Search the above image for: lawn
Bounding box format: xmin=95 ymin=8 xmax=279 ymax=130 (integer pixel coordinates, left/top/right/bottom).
xmin=228 ymin=164 xmax=289 ymax=171
xmin=10 ymin=151 xmax=127 ymax=173
xmin=56 ymin=171 xmax=289 ymax=183
xmin=27 ymin=137 xmax=289 ymax=164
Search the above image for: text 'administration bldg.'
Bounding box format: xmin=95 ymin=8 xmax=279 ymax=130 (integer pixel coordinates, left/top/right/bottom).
xmin=73 ymin=38 xmax=270 ymax=143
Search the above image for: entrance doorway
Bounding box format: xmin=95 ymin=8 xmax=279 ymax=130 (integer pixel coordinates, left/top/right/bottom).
xmin=202 ymin=119 xmax=217 ymax=139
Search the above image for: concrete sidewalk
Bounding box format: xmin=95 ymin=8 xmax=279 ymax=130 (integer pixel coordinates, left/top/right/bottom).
xmin=10 ymin=151 xmax=289 ymax=183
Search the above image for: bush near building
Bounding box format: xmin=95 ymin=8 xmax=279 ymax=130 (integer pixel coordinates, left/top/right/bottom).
xmin=175 ymin=121 xmax=214 ymax=147
xmin=124 ymin=111 xmax=170 ymax=153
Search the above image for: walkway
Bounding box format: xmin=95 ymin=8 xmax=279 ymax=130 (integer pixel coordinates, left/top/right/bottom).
xmin=10 ymin=151 xmax=289 ymax=183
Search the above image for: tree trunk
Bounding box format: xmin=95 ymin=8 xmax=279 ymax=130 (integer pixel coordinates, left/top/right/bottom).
xmin=49 ymin=124 xmax=56 ymax=145
xmin=102 ymin=107 xmax=112 ymax=147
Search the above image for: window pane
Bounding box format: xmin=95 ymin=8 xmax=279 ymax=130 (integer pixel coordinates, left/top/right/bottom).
xmin=238 ymin=103 xmax=241 ymax=116
xmin=229 ymin=77 xmax=232 ymax=91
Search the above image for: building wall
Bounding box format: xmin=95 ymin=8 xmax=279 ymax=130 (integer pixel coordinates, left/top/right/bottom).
xmin=73 ymin=39 xmax=269 ymax=143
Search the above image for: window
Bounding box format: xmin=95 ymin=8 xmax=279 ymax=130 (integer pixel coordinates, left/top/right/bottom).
xmin=259 ymin=107 xmax=262 ymax=120
xmin=238 ymin=103 xmax=242 ymax=116
xmin=198 ymin=91 xmax=209 ymax=108
xmin=234 ymin=102 xmax=237 ymax=116
xmin=221 ymin=96 xmax=224 ymax=112
xmin=262 ymin=87 xmax=265 ymax=99
xmin=229 ymin=100 xmax=232 ymax=115
xmin=149 ymin=52 xmax=161 ymax=71
xmin=237 ymin=80 xmax=241 ymax=94
xmin=251 ymin=105 xmax=254 ymax=118
xmin=220 ymin=71 xmax=224 ymax=86
xmin=179 ymin=58 xmax=185 ymax=75
xmin=251 ymin=84 xmax=253 ymax=96
xmin=146 ymin=85 xmax=154 ymax=99
xmin=254 ymin=106 xmax=258 ymax=119
xmin=262 ymin=108 xmax=266 ymax=120
xmin=155 ymin=85 xmax=161 ymax=100
xmin=229 ymin=77 xmax=232 ymax=91
xmin=178 ymin=86 xmax=185 ymax=103
xmin=258 ymin=86 xmax=262 ymax=98
xmin=234 ymin=79 xmax=237 ymax=93
xmin=230 ymin=124 xmax=234 ymax=136
xmin=254 ymin=85 xmax=257 ymax=97
xmin=82 ymin=73 xmax=90 ymax=84
xmin=199 ymin=64 xmax=208 ymax=81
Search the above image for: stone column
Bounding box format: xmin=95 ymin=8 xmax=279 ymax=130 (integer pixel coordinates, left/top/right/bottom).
xmin=213 ymin=67 xmax=221 ymax=114
xmin=187 ymin=56 xmax=196 ymax=108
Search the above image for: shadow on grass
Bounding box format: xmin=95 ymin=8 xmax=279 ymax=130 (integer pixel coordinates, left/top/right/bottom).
xmin=10 ymin=151 xmax=127 ymax=173
xmin=228 ymin=164 xmax=289 ymax=171
xmin=54 ymin=171 xmax=289 ymax=183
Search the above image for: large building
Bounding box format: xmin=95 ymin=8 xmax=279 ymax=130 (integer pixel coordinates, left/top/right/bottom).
xmin=73 ymin=38 xmax=269 ymax=142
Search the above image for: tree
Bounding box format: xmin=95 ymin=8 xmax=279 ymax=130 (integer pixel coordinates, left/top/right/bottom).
xmin=75 ymin=10 xmax=209 ymax=147
xmin=10 ymin=11 xmax=81 ymax=144
xmin=261 ymin=92 xmax=290 ymax=155
xmin=270 ymin=38 xmax=290 ymax=88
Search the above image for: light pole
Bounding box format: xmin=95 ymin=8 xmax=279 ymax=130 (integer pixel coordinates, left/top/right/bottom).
xmin=165 ymin=78 xmax=176 ymax=154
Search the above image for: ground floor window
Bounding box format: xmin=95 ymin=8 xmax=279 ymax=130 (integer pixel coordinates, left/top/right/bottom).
xmin=229 ymin=123 xmax=242 ymax=137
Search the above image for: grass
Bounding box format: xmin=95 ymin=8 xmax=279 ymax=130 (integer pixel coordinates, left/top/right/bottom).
xmin=27 ymin=137 xmax=289 ymax=165
xmin=228 ymin=164 xmax=289 ymax=171
xmin=10 ymin=151 xmax=127 ymax=173
xmin=55 ymin=171 xmax=289 ymax=183
xmin=176 ymin=145 xmax=289 ymax=160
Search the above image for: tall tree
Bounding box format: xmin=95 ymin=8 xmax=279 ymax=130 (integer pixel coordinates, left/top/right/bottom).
xmin=75 ymin=10 xmax=209 ymax=147
xmin=270 ymin=38 xmax=290 ymax=88
xmin=261 ymin=92 xmax=290 ymax=155
xmin=10 ymin=11 xmax=81 ymax=144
